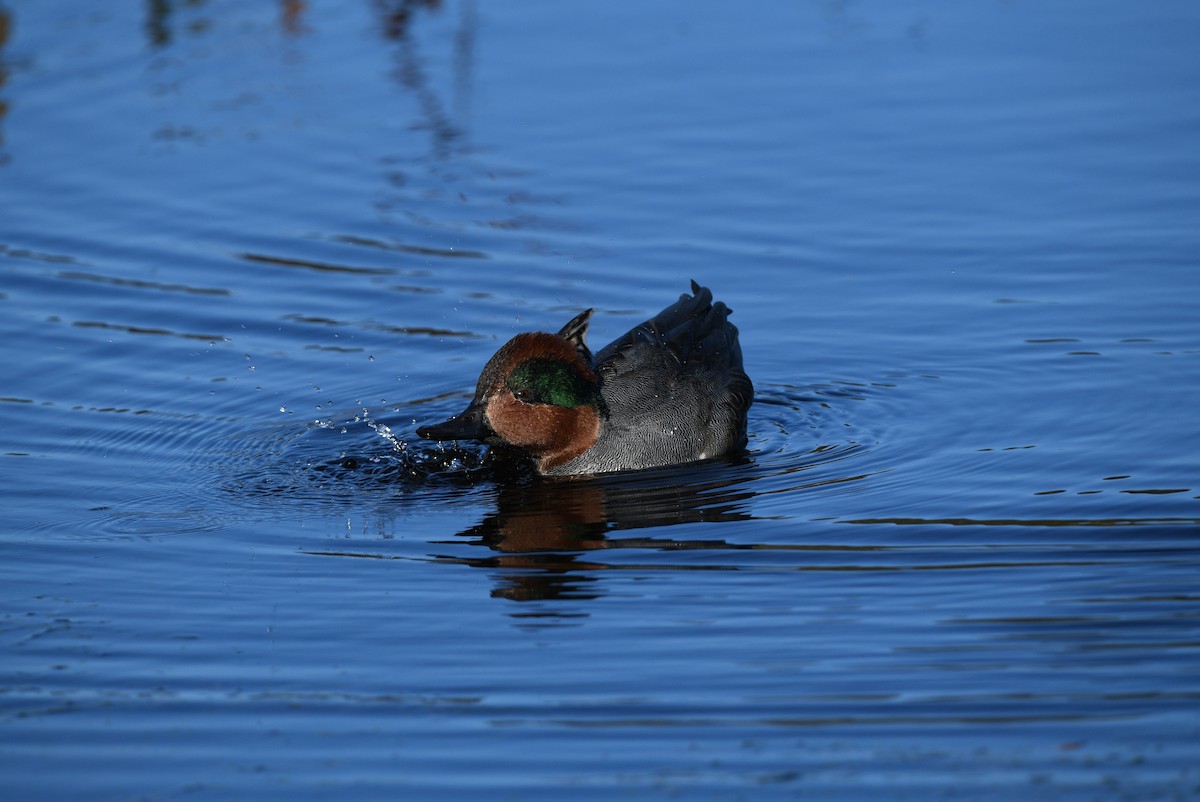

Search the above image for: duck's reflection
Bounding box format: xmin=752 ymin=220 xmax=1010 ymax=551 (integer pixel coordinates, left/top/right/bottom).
xmin=467 ymin=464 xmax=755 ymax=551
xmin=432 ymin=459 xmax=758 ymax=601
xmin=306 ymin=457 xmax=758 ymax=603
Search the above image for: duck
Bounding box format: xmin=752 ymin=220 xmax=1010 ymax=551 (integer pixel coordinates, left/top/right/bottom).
xmin=417 ymin=281 xmax=753 ymax=476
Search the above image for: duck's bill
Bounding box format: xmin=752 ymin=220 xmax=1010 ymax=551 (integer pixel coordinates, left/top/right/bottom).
xmin=417 ymin=403 xmax=492 ymax=442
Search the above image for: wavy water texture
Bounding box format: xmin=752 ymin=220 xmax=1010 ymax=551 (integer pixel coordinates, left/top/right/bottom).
xmin=2 ymin=2 xmax=1198 ymax=801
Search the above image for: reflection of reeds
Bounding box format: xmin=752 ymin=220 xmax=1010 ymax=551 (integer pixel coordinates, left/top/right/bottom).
xmin=379 ymin=0 xmax=463 ymax=159
xmin=281 ymin=0 xmax=306 ymax=35
xmin=136 ymin=0 xmax=478 ymax=169
xmin=372 ymin=0 xmax=479 ymax=159
xmin=0 ymin=6 xmax=10 ymax=150
xmin=147 ymin=0 xmax=303 ymax=47
xmin=376 ymin=0 xmax=443 ymax=41
xmin=144 ymin=0 xmax=209 ymax=49
xmin=145 ymin=0 xmax=170 ymax=48
xmin=453 ymin=0 xmax=476 ymax=127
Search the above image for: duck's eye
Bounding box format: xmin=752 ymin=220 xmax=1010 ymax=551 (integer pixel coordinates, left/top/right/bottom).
xmin=510 ymin=382 xmax=554 ymax=406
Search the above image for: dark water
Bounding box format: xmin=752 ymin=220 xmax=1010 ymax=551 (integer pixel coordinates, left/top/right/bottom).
xmin=2 ymin=1 xmax=1199 ymax=799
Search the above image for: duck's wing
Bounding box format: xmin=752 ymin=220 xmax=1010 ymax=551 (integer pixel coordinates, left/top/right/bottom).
xmin=596 ymin=281 xmax=753 ymax=442
xmin=595 ymin=281 xmax=705 ymax=366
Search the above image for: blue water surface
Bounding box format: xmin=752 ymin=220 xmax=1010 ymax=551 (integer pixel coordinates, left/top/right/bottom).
xmin=2 ymin=1 xmax=1198 ymax=800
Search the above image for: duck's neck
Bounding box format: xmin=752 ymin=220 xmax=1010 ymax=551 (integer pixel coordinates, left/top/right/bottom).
xmin=537 ymin=405 xmax=602 ymax=473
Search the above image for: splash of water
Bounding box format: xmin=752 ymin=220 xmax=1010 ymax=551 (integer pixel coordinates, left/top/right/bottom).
xmin=362 ymin=408 xmax=408 ymax=454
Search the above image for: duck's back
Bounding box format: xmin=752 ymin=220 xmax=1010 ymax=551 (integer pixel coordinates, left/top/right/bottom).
xmin=547 ymin=282 xmax=753 ymax=475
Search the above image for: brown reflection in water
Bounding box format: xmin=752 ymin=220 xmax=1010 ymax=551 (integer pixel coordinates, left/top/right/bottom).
xmin=281 ymin=0 xmax=307 ymax=35
xmin=306 ymin=462 xmax=758 ymax=602
xmin=463 ymin=472 xmax=755 ymax=554
xmin=465 ymin=479 xmax=612 ymax=553
xmin=433 ymin=466 xmax=758 ymax=601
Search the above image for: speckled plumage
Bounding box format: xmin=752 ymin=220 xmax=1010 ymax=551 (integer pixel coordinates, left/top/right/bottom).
xmin=418 ymin=281 xmax=753 ymax=476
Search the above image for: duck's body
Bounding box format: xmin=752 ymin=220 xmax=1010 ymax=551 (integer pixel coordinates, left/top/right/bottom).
xmin=418 ymin=282 xmax=752 ymax=476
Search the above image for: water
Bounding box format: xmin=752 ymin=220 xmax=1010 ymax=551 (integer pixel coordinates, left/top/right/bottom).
xmin=2 ymin=1 xmax=1198 ymax=799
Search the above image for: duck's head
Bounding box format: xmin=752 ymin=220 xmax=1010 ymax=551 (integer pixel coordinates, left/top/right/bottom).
xmin=418 ymin=309 xmax=601 ymax=473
